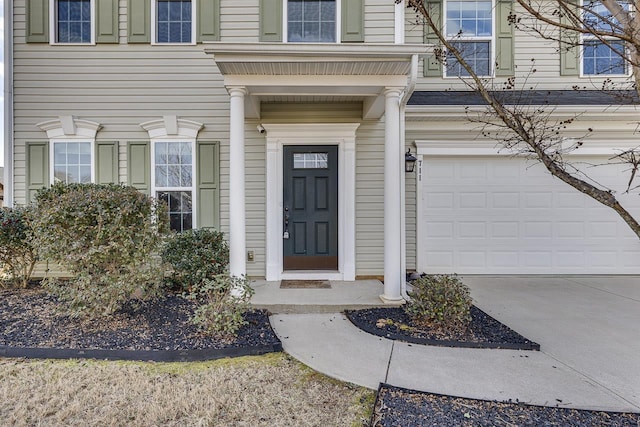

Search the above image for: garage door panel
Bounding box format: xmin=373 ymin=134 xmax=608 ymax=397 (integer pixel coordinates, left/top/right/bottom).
xmin=419 ymin=156 xmax=640 ymax=274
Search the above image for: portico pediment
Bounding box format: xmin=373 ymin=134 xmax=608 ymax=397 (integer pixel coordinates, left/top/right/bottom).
xmin=204 ymin=43 xmax=429 ymax=119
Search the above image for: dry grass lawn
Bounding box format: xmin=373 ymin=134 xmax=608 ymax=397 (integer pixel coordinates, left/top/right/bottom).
xmin=0 ymin=353 xmax=374 ymax=426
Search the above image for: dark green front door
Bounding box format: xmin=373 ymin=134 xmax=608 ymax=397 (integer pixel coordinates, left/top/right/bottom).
xmin=283 ymin=145 xmax=338 ymax=270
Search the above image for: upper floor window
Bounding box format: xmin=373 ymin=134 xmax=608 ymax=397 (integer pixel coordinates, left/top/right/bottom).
xmin=154 ymin=0 xmax=195 ymax=44
xmin=53 ymin=0 xmax=94 ymax=44
xmin=582 ymin=1 xmax=629 ymax=75
xmin=445 ymin=0 xmax=493 ymax=77
xmin=52 ymin=141 xmax=93 ymax=184
xmin=287 ymin=0 xmax=337 ymax=42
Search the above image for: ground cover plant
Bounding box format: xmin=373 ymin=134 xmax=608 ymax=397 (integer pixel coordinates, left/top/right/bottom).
xmin=0 ymin=206 xmax=37 ymax=289
xmin=30 ymin=183 xmax=169 ymax=318
xmin=0 ymin=354 xmax=374 ymax=426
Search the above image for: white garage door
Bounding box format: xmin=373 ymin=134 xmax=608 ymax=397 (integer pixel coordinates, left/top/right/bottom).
xmin=418 ymin=156 xmax=640 ymax=274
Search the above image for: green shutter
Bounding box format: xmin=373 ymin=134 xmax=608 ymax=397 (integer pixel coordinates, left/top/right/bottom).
xmin=260 ymin=0 xmax=283 ymax=42
xmin=96 ymin=141 xmax=119 ymax=184
xmin=495 ymin=0 xmax=514 ymax=76
xmin=341 ymin=0 xmax=364 ymax=42
xmin=128 ymin=0 xmax=151 ymax=43
xmin=97 ymin=0 xmax=119 ymax=43
xmin=27 ymin=0 xmax=50 ymax=43
xmin=127 ymin=142 xmax=150 ymax=194
xmin=26 ymin=141 xmax=49 ymax=202
xmin=560 ymin=0 xmax=580 ymax=76
xmin=197 ymin=141 xmax=220 ymax=229
xmin=197 ymin=0 xmax=221 ymax=42
xmin=423 ymin=0 xmax=443 ymax=77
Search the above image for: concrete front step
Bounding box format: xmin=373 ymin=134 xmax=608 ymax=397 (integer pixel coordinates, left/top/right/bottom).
xmin=249 ymin=279 xmax=404 ymax=314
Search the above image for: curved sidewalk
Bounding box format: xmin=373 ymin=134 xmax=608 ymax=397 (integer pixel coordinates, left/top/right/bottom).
xmin=268 ymin=276 xmax=640 ymax=413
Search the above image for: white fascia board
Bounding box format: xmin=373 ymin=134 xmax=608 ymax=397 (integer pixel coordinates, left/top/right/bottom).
xmin=406 ymin=104 xmax=640 ymax=121
xmin=205 ymin=43 xmax=431 ymax=58
xmin=415 ymin=138 xmax=640 ymax=157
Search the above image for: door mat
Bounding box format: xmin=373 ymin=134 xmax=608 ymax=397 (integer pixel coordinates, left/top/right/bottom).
xmin=280 ymin=280 xmax=331 ymax=289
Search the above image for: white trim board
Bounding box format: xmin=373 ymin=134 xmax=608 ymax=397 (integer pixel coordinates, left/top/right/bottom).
xmin=263 ymin=123 xmax=359 ymax=282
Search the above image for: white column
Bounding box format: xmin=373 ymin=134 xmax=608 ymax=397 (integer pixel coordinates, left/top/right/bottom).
xmin=381 ymin=88 xmax=404 ymax=303
xmin=228 ymin=86 xmax=247 ymax=278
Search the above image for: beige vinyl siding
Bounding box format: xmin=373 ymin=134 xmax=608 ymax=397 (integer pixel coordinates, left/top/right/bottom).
xmin=354 ymin=122 xmax=385 ymax=276
xmin=220 ymin=0 xmax=260 ymax=42
xmin=406 ymin=2 xmax=632 ymax=91
xmin=364 ymin=0 xmax=395 ymax=43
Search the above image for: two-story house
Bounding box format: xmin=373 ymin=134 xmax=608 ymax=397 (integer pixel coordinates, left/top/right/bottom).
xmin=4 ymin=0 xmax=639 ymax=302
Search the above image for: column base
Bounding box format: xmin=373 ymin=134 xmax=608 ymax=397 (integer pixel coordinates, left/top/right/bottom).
xmin=379 ymin=294 xmax=406 ymax=305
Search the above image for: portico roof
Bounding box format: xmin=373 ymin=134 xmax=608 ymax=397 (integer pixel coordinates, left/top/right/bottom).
xmin=204 ymin=43 xmax=429 ymax=119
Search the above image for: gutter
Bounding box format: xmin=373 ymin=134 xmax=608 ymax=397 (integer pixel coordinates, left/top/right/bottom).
xmin=4 ymin=0 xmax=13 ymax=207
xmin=398 ymin=54 xmax=419 ymax=301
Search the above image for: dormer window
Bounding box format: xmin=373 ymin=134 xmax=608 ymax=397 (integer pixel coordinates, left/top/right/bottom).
xmin=286 ymin=0 xmax=337 ymax=43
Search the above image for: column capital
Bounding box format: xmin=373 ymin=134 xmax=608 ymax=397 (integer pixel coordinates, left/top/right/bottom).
xmin=383 ymin=87 xmax=404 ymax=98
xmin=227 ymin=86 xmax=248 ymax=97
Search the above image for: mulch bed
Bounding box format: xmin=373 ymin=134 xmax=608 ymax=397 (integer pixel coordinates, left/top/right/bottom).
xmin=372 ymin=384 xmax=640 ymax=426
xmin=345 ymin=306 xmax=540 ymax=350
xmin=0 ymin=288 xmax=282 ymax=361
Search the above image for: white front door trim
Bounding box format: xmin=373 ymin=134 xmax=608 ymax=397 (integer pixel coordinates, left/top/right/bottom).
xmin=263 ymin=123 xmax=359 ymax=281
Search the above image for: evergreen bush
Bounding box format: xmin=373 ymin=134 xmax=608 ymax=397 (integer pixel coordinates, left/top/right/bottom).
xmin=405 ymin=274 xmax=472 ymax=334
xmin=30 ymin=183 xmax=169 ymax=317
xmin=161 ymin=228 xmax=229 ymax=291
xmin=0 ymin=206 xmax=37 ymax=288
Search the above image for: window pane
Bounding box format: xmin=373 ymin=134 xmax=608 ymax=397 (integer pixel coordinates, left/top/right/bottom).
xmin=154 ymin=141 xmax=193 ymax=188
xmin=288 ymin=0 xmax=335 ymax=42
xmin=57 ymin=0 xmax=91 ymax=43
xmin=446 ymin=0 xmax=492 ymax=37
xmin=446 ymin=41 xmax=491 ymax=76
xmin=583 ymin=40 xmax=626 ymax=75
xmin=53 ymin=142 xmax=92 ymax=184
xmin=157 ymin=0 xmax=192 ymax=43
xmin=293 ymin=153 xmax=329 ymax=169
xmin=158 ymin=191 xmax=193 ymax=232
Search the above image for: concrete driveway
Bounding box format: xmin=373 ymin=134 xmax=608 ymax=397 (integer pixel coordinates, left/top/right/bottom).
xmin=464 ymin=275 xmax=640 ymax=411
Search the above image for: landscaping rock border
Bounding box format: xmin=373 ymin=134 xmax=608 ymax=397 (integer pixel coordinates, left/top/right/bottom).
xmin=0 ymin=289 xmax=283 ymax=362
xmin=345 ymin=306 xmax=540 ymax=351
xmin=371 ymin=383 xmax=640 ymax=427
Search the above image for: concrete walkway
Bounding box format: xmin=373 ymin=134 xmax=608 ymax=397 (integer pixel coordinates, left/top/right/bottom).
xmin=264 ymin=276 xmax=640 ymax=413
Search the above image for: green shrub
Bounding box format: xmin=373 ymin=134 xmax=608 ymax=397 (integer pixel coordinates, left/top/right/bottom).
xmin=30 ymin=183 xmax=169 ymax=317
xmin=184 ymin=275 xmax=255 ymax=339
xmin=161 ymin=228 xmax=229 ymax=291
xmin=405 ymin=274 xmax=472 ymax=334
xmin=0 ymin=206 xmax=37 ymax=288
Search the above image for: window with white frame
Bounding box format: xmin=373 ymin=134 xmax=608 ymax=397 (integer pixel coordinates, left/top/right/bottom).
xmin=287 ymin=0 xmax=337 ymax=42
xmin=582 ymin=1 xmax=629 ymax=75
xmin=52 ymin=141 xmax=93 ymax=184
xmin=445 ymin=0 xmax=493 ymax=77
xmin=53 ymin=0 xmax=93 ymax=43
xmin=153 ymin=141 xmax=195 ymax=232
xmin=155 ymin=0 xmax=195 ymax=43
